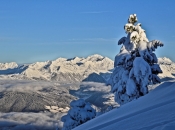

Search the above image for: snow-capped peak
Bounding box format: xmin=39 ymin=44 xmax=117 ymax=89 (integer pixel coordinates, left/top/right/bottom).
xmin=0 ymin=55 xmax=175 ymax=83
xmin=87 ymin=54 xmax=104 ymax=59
xmin=0 ymin=54 xmax=113 ymax=83
xmin=0 ymin=62 xmax=18 ymax=70
xmin=158 ymin=57 xmax=175 ymax=78
xmin=158 ymin=57 xmax=172 ymax=64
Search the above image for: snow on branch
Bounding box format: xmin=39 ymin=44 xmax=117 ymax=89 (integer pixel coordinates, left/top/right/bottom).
xmin=61 ymin=99 xmax=96 ymax=130
xmin=109 ymin=14 xmax=164 ymax=105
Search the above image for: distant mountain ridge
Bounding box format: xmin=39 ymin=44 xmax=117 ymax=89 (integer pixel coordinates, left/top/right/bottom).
xmin=0 ymin=54 xmax=113 ymax=83
xmin=158 ymin=57 xmax=175 ymax=79
xmin=0 ymin=55 xmax=175 ymax=83
xmin=0 ymin=62 xmax=18 ymax=70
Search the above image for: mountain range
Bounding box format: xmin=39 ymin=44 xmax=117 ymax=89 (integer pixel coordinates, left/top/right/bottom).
xmin=0 ymin=55 xmax=175 ymax=129
xmin=0 ymin=54 xmax=113 ymax=83
xmin=0 ymin=55 xmax=175 ymax=83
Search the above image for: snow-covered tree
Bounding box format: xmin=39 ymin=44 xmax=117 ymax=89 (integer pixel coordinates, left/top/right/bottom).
xmin=108 ymin=14 xmax=163 ymax=105
xmin=61 ymin=99 xmax=96 ymax=130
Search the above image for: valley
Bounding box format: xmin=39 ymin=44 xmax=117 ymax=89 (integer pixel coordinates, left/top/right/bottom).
xmin=0 ymin=55 xmax=175 ymax=129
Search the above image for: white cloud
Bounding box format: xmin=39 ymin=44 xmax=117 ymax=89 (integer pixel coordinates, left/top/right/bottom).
xmin=0 ymin=112 xmax=65 ymax=130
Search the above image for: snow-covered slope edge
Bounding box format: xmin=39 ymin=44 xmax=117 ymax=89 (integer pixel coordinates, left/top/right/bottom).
xmin=74 ymin=81 xmax=175 ymax=130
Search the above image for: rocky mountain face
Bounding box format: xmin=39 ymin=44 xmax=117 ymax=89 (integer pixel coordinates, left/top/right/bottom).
xmin=0 ymin=54 xmax=113 ymax=83
xmin=0 ymin=55 xmax=175 ymax=114
xmin=0 ymin=55 xmax=175 ymax=83
xmin=0 ymin=62 xmax=18 ymax=70
xmin=158 ymin=57 xmax=175 ymax=79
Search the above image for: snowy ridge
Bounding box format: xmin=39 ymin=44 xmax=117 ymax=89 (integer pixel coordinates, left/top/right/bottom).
xmin=0 ymin=54 xmax=113 ymax=83
xmin=158 ymin=57 xmax=175 ymax=78
xmin=0 ymin=62 xmax=18 ymax=70
xmin=74 ymin=80 xmax=175 ymax=130
xmin=0 ymin=55 xmax=175 ymax=83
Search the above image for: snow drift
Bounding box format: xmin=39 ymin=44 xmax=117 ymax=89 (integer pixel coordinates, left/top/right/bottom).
xmin=74 ymin=80 xmax=175 ymax=130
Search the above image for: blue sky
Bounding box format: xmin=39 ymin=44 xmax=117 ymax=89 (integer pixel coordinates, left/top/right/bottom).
xmin=0 ymin=0 xmax=175 ymax=64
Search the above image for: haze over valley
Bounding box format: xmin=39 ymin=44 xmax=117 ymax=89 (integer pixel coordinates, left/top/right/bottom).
xmin=0 ymin=54 xmax=175 ymax=129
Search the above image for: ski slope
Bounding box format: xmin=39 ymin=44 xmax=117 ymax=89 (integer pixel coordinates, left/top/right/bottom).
xmin=74 ymin=80 xmax=175 ymax=130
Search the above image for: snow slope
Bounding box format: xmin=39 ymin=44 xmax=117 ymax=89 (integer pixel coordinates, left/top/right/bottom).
xmin=74 ymin=80 xmax=175 ymax=130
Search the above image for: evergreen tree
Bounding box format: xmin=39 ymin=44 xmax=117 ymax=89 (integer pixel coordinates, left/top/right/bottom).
xmin=61 ymin=99 xmax=96 ymax=130
xmin=108 ymin=14 xmax=163 ymax=105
